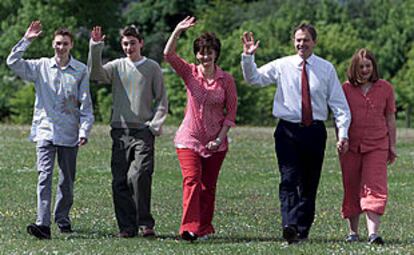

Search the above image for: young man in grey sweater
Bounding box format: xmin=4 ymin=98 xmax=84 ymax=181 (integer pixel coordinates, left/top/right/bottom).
xmin=88 ymin=25 xmax=168 ymax=238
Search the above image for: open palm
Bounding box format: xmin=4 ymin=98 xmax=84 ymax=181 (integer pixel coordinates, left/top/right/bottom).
xmin=24 ymin=21 xmax=42 ymax=40
xmin=242 ymin=31 xmax=260 ymax=55
xmin=175 ymin=16 xmax=196 ymax=32
xmin=91 ymin=26 xmax=105 ymax=42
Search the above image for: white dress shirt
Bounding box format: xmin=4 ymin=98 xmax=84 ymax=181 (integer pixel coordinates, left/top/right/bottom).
xmin=241 ymin=53 xmax=351 ymax=139
xmin=7 ymin=38 xmax=94 ymax=146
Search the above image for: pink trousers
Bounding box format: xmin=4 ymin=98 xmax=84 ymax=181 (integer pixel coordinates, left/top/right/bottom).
xmin=339 ymin=149 xmax=388 ymax=218
xmin=176 ymin=148 xmax=227 ymax=236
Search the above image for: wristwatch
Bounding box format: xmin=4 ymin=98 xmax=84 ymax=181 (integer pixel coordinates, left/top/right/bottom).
xmin=215 ymin=137 xmax=222 ymax=145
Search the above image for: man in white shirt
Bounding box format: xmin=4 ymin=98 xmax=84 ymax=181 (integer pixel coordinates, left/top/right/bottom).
xmin=241 ymin=23 xmax=351 ymax=244
xmin=7 ymin=21 xmax=94 ymax=239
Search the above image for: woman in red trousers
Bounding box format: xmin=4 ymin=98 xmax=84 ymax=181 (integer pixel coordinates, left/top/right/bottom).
xmin=163 ymin=16 xmax=238 ymax=241
xmin=340 ymin=48 xmax=397 ymax=245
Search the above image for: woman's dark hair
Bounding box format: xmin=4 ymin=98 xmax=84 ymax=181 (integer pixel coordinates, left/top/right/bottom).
xmin=347 ymin=48 xmax=380 ymax=86
xmin=193 ymin=32 xmax=221 ymax=63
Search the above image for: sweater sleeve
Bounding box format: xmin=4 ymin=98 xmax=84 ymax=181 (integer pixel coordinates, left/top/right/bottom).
xmin=148 ymin=63 xmax=168 ymax=136
xmin=88 ymin=39 xmax=114 ymax=84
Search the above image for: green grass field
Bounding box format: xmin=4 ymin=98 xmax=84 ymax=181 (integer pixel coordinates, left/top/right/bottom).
xmin=0 ymin=124 xmax=413 ymax=254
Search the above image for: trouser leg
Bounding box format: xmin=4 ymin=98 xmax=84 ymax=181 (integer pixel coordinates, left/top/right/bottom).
xmin=296 ymin=124 xmax=326 ymax=238
xmin=110 ymin=129 xmax=137 ymax=233
xmin=54 ymin=145 xmax=78 ymax=228
xmin=176 ymin=148 xmax=202 ymax=234
xmin=340 ymin=150 xmax=363 ymax=218
xmin=127 ymin=128 xmax=155 ymax=228
xmin=360 ymin=150 xmax=388 ymax=215
xmin=275 ymin=122 xmax=302 ymax=228
xmin=35 ymin=140 xmax=56 ymax=227
xmin=198 ymin=150 xmax=227 ymax=236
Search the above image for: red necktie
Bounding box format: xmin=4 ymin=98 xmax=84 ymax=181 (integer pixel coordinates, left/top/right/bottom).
xmin=301 ymin=61 xmax=313 ymax=126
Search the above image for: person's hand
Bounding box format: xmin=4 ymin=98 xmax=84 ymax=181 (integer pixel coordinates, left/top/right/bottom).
xmin=175 ymin=16 xmax=196 ymax=33
xmin=91 ymin=26 xmax=106 ymax=42
xmin=242 ymin=32 xmax=260 ymax=55
xmin=24 ymin=21 xmax=42 ymax=41
xmin=337 ymin=138 xmax=349 ymax=154
xmin=78 ymin=138 xmax=88 ymax=147
xmin=387 ymin=145 xmax=397 ymax=164
xmin=206 ymin=139 xmax=221 ymax=151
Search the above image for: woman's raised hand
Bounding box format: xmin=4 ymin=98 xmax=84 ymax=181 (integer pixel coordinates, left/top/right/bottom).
xmin=175 ymin=16 xmax=197 ymax=32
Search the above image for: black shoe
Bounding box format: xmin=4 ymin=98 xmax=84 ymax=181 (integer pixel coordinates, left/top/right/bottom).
xmin=345 ymin=233 xmax=359 ymax=242
xmin=27 ymin=223 xmax=51 ymax=239
xmin=282 ymin=225 xmax=298 ymax=244
xmin=59 ymin=225 xmax=73 ymax=234
xmin=181 ymin=231 xmax=198 ymax=242
xmin=368 ymin=234 xmax=384 ymax=245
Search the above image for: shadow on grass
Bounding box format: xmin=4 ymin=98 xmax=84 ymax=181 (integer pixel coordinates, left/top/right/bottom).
xmin=55 ymin=229 xmax=412 ymax=246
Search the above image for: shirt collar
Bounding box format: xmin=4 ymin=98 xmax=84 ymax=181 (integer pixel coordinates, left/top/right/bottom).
xmin=50 ymin=56 xmax=77 ymax=70
xmin=293 ymin=54 xmax=315 ymax=67
xmin=195 ymin=65 xmax=225 ymax=81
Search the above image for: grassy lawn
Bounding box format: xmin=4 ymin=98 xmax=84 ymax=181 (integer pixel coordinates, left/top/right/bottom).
xmin=0 ymin=124 xmax=413 ymax=254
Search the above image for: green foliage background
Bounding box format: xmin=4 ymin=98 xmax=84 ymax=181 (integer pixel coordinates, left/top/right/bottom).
xmin=2 ymin=0 xmax=414 ymax=125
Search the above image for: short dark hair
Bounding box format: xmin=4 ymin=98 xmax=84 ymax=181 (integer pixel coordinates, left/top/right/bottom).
xmin=120 ymin=25 xmax=143 ymax=41
xmin=347 ymin=48 xmax=380 ymax=86
xmin=54 ymin=27 xmax=73 ymax=42
xmin=193 ymin=32 xmax=221 ymax=63
xmin=292 ymin=23 xmax=317 ymax=41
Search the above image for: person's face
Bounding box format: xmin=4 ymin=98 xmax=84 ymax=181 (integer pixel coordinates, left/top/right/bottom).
xmin=294 ymin=29 xmax=316 ymax=59
xmin=121 ymin=36 xmax=143 ymax=60
xmin=357 ymin=57 xmax=373 ymax=83
xmin=196 ymin=48 xmax=217 ymax=69
xmin=52 ymin=35 xmax=73 ymax=59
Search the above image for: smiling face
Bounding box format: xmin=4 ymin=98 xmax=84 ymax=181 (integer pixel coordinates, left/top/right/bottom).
xmin=52 ymin=35 xmax=73 ymax=59
xmin=357 ymin=57 xmax=374 ymax=83
xmin=196 ymin=48 xmax=217 ymax=69
xmin=294 ymin=29 xmax=316 ymax=59
xmin=121 ymin=35 xmax=144 ymax=61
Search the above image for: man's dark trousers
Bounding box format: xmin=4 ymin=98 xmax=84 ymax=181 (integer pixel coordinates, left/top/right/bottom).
xmin=110 ymin=128 xmax=155 ymax=234
xmin=274 ymin=119 xmax=327 ymax=238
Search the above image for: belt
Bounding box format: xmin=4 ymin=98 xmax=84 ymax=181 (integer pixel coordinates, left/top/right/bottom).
xmin=278 ymin=119 xmax=324 ymax=128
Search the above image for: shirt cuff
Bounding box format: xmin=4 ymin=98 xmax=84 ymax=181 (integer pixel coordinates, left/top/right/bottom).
xmin=18 ymin=37 xmax=32 ymax=50
xmin=241 ymin=53 xmax=255 ymax=61
xmin=338 ymin=128 xmax=348 ymax=140
xmin=79 ymin=129 xmax=88 ymax=139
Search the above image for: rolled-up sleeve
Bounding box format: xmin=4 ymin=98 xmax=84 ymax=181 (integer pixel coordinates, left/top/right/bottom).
xmin=164 ymin=53 xmax=193 ymax=82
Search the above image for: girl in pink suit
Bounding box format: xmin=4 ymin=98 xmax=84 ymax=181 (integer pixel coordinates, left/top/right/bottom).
xmin=340 ymin=48 xmax=397 ymax=245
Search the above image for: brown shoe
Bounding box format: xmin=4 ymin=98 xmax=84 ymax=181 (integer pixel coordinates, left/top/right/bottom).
xmin=116 ymin=230 xmax=137 ymax=238
xmin=141 ymin=226 xmax=156 ymax=237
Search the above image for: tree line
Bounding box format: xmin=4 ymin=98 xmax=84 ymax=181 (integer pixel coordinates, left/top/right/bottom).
xmin=1 ymin=0 xmax=414 ymax=126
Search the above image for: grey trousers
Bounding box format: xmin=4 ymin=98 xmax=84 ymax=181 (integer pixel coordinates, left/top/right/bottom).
xmin=35 ymin=140 xmax=78 ymax=227
xmin=110 ymin=128 xmax=155 ymax=233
